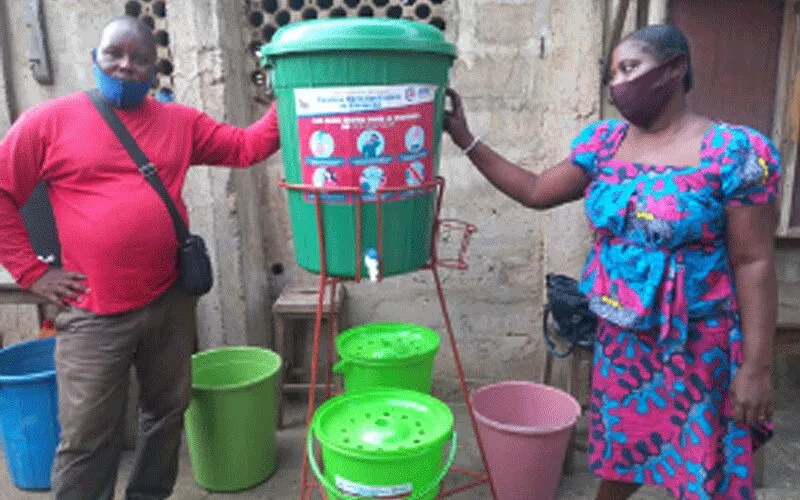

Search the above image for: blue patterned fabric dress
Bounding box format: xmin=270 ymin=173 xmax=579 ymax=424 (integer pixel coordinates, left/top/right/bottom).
xmin=569 ymin=120 xmax=780 ymax=499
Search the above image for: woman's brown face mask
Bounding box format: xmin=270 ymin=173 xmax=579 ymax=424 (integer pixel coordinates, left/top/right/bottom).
xmin=609 ymin=55 xmax=685 ymax=129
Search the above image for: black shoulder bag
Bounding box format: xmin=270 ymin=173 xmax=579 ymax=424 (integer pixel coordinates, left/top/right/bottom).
xmin=542 ymin=273 xmax=596 ymax=358
xmin=87 ymin=89 xmax=213 ymax=296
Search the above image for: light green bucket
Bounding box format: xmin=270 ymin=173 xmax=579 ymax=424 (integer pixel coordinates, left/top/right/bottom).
xmin=184 ymin=347 xmax=282 ymax=492
xmin=333 ymin=323 xmax=441 ymax=393
xmin=309 ymin=389 xmax=456 ymax=499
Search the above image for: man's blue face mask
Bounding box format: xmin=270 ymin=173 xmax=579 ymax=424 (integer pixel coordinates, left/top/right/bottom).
xmin=92 ymin=48 xmax=155 ymax=109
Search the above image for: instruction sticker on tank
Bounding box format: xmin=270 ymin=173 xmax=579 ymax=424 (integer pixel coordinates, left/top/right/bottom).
xmin=335 ymin=476 xmax=413 ymax=498
xmin=295 ymin=84 xmax=437 ymax=203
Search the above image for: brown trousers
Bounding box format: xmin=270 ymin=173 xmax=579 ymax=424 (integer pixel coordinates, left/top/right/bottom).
xmin=51 ymin=285 xmax=196 ymax=500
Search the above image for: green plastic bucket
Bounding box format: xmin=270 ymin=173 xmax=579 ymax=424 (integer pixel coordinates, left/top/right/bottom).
xmin=260 ymin=19 xmax=456 ymax=278
xmin=333 ymin=323 xmax=441 ymax=393
xmin=184 ymin=347 xmax=282 ymax=492
xmin=309 ymin=388 xmax=456 ymax=499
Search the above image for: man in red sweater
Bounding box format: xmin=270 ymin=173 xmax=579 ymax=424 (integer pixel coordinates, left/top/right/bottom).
xmin=0 ymin=17 xmax=280 ymax=499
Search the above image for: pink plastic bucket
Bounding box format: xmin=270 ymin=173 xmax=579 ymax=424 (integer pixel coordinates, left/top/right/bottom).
xmin=472 ymin=381 xmax=581 ymax=500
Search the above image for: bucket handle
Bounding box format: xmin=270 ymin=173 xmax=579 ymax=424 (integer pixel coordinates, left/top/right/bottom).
xmin=307 ymin=429 xmax=458 ymax=500
xmin=332 ymin=360 xmax=349 ymax=374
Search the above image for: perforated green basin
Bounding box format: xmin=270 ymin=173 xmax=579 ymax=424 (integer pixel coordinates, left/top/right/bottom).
xmin=309 ymin=389 xmax=455 ymax=499
xmin=333 ymin=323 xmax=440 ymax=393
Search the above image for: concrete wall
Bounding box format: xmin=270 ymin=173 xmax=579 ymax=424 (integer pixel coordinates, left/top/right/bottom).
xmin=0 ymin=0 xmax=798 ymax=404
xmin=0 ymin=0 xmax=118 ymax=346
xmin=775 ymin=243 xmax=800 ymax=405
xmin=777 ymin=246 xmax=800 ymax=324
xmin=166 ymin=0 xmax=273 ymax=349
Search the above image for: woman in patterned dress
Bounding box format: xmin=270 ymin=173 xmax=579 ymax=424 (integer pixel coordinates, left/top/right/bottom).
xmin=444 ymin=24 xmax=779 ymax=500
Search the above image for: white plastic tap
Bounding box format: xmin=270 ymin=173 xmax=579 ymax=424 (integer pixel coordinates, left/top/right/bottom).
xmin=364 ymin=248 xmax=380 ymax=282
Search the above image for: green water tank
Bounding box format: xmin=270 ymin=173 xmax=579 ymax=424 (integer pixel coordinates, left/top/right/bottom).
xmin=260 ymin=18 xmax=456 ymax=278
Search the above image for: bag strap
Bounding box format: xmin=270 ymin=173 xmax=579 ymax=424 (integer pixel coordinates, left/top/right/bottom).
xmin=542 ymin=303 xmax=580 ymax=359
xmin=86 ymin=89 xmax=189 ymax=244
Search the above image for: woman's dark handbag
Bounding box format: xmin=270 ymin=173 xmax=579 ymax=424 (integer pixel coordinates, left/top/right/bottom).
xmin=542 ymin=273 xmax=596 ymax=358
xmin=87 ymin=89 xmax=213 ymax=296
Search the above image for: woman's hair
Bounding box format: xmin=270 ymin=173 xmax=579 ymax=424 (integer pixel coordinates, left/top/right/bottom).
xmin=623 ymin=24 xmax=694 ymax=92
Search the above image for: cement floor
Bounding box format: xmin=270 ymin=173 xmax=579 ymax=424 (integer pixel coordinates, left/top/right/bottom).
xmin=1 ymin=397 xmax=798 ymax=500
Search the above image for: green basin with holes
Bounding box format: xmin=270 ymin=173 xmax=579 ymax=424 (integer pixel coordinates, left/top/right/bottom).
xmin=259 ymin=18 xmax=456 ymax=278
xmin=310 ymin=388 xmax=454 ymax=499
xmin=333 ymin=322 xmax=441 ymax=393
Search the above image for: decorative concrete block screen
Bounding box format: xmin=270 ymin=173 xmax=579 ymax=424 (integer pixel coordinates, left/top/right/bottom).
xmin=123 ymin=0 xmax=174 ymax=100
xmin=120 ymin=0 xmax=448 ymax=103
xmin=246 ymin=0 xmax=447 ymax=102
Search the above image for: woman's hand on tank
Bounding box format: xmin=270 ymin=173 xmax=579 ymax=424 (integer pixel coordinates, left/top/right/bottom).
xmin=443 ymin=88 xmax=474 ymax=150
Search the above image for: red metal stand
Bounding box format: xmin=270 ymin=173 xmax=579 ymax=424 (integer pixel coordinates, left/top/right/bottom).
xmin=280 ymin=177 xmax=497 ymax=500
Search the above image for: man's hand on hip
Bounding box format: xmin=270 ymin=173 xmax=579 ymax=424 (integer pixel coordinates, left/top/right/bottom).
xmin=29 ymin=269 xmax=88 ymax=307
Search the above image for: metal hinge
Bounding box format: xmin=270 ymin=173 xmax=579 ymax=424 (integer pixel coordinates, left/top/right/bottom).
xmin=25 ymin=0 xmax=53 ymax=85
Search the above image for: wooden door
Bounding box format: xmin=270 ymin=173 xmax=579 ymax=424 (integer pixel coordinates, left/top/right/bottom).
xmin=670 ymin=0 xmax=785 ymax=135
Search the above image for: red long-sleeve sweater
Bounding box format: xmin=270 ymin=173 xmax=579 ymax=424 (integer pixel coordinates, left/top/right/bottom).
xmin=0 ymin=93 xmax=280 ymax=314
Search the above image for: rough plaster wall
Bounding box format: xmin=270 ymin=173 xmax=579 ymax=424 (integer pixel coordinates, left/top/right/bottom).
xmin=0 ymin=270 xmax=38 ymax=347
xmin=218 ymin=0 xmax=274 ymax=349
xmin=775 ymin=248 xmax=800 ymax=405
xmin=0 ymin=4 xmax=30 ymax=346
xmin=261 ymin=153 xmax=296 ymax=304
xmin=5 ymin=1 xmax=111 ymax=110
xmin=168 ymin=0 xmax=272 ymax=349
xmin=0 ymin=305 xmax=38 ymax=347
xmin=434 ymin=0 xmax=602 ymax=393
xmin=0 ymin=1 xmax=12 ymax=131
xmin=777 ymin=249 xmax=800 ymax=324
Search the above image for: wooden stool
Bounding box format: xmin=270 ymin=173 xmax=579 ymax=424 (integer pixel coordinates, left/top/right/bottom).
xmin=272 ymin=281 xmax=346 ymax=429
xmin=540 ymin=329 xmax=593 ymax=475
